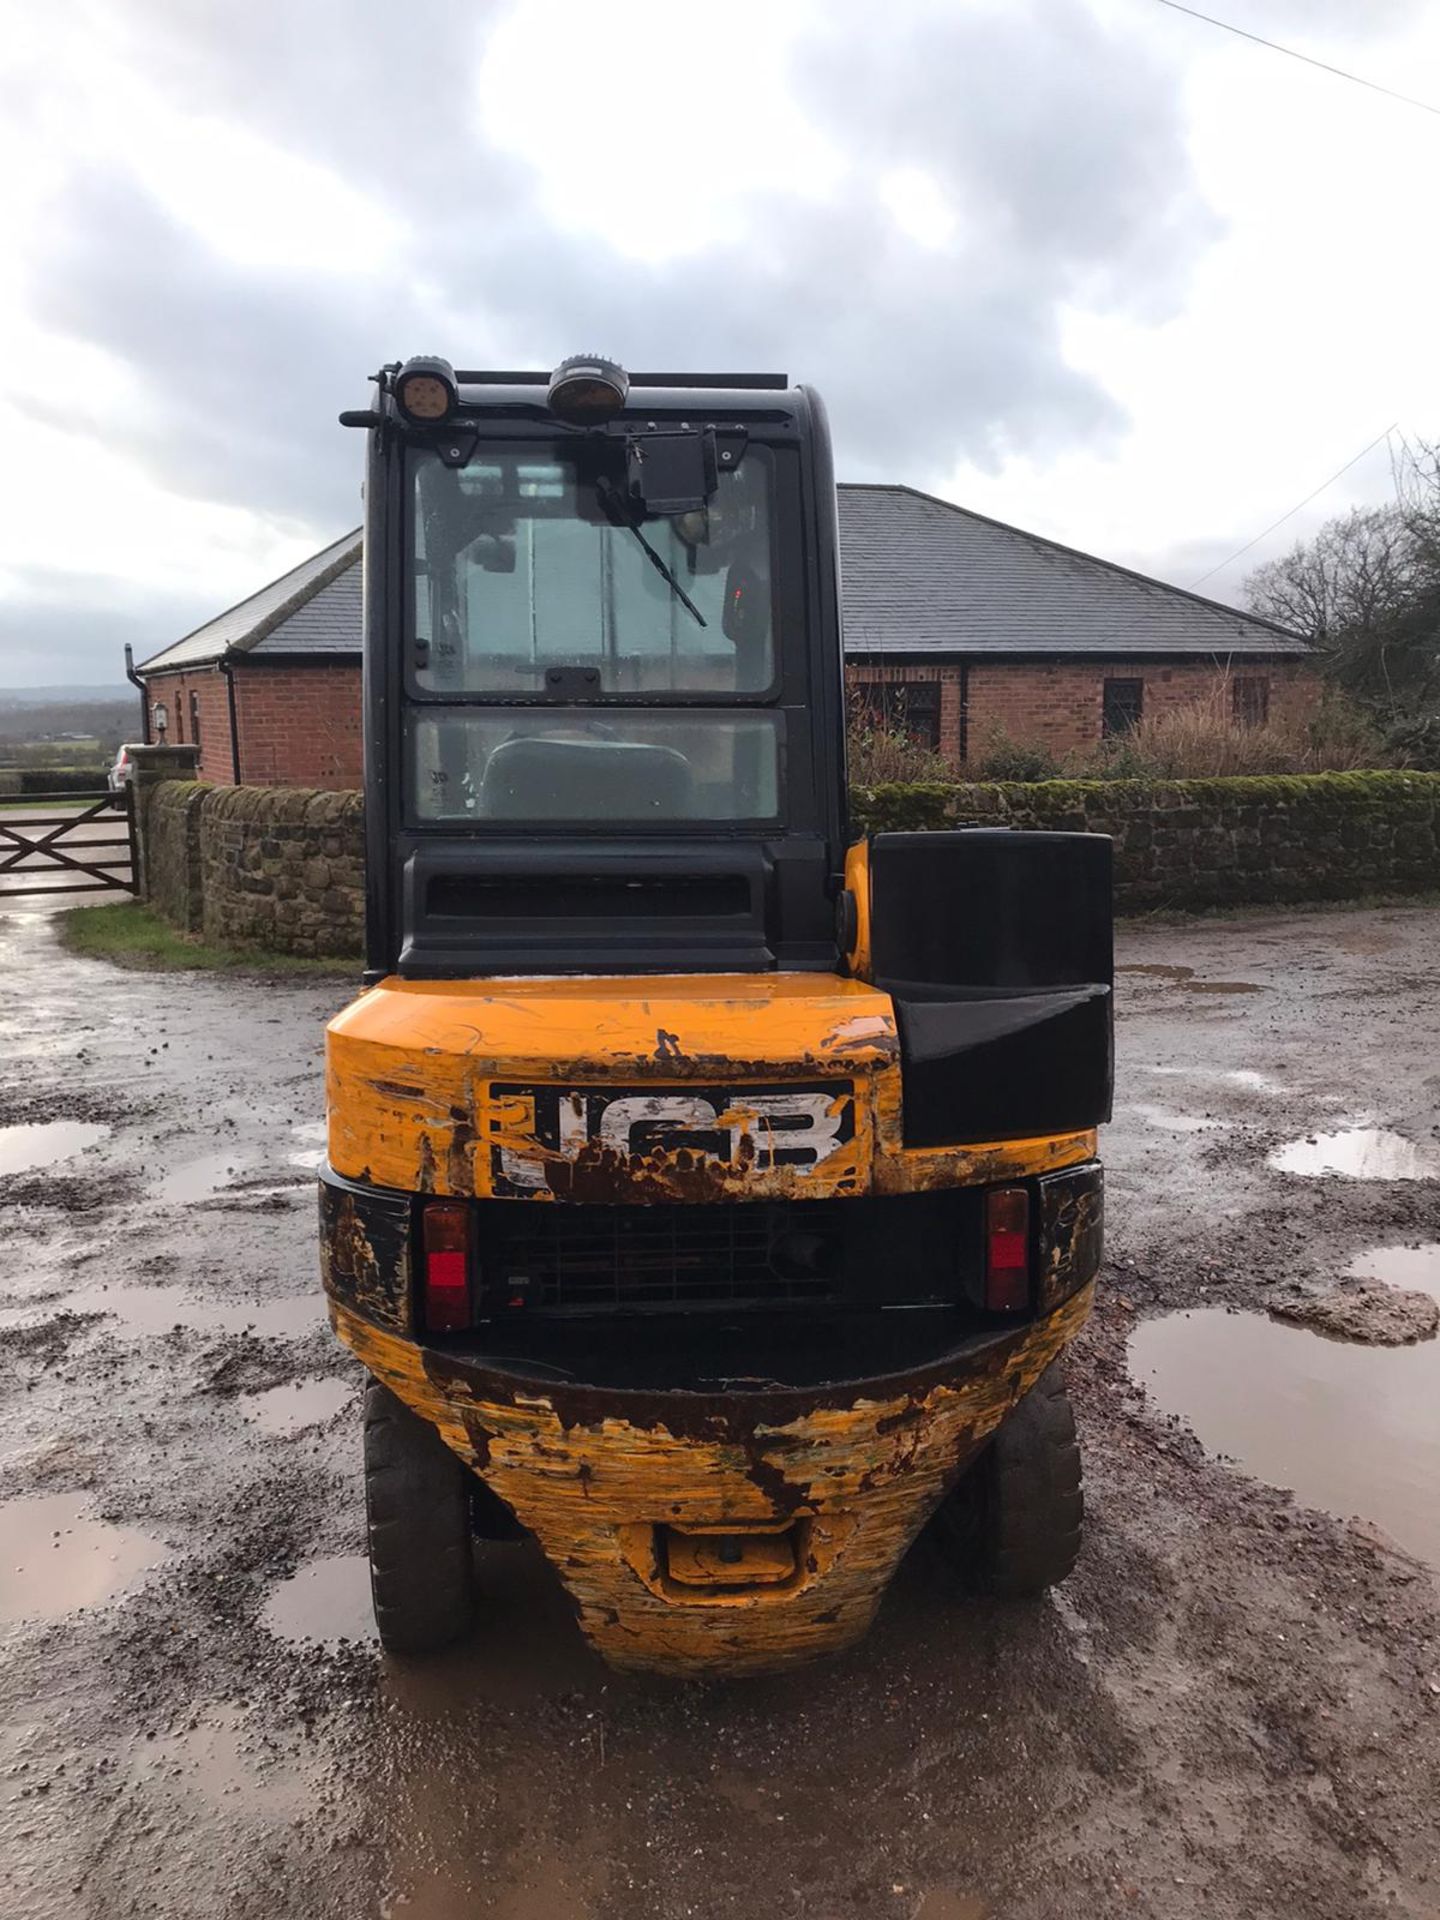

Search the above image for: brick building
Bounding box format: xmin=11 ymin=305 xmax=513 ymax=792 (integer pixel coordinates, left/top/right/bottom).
xmin=134 ymin=487 xmax=1314 ymax=787
xmin=134 ymin=531 xmax=361 ymax=788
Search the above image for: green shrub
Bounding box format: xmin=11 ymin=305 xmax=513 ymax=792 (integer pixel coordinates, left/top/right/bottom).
xmin=971 ymin=728 xmax=1063 ymax=783
xmin=15 ymin=767 xmax=108 ymax=794
xmin=849 ymin=782 xmax=958 ymax=832
xmin=845 ymin=695 xmax=953 ymax=785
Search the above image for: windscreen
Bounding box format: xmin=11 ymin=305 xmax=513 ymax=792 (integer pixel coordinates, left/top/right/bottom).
xmin=411 ymin=442 xmax=774 ymax=696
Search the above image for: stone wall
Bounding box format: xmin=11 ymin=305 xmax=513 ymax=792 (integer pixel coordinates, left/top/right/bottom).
xmin=199 ymin=787 xmax=364 ymax=956
xmin=851 ymin=771 xmax=1440 ymax=913
xmin=144 ymin=780 xmax=208 ymax=932
xmin=136 ymin=770 xmax=1440 ymax=958
xmin=137 ymin=777 xmax=364 ymax=958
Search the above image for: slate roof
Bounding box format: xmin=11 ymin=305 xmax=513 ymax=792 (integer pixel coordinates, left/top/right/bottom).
xmin=137 ymin=486 xmax=1308 ymax=674
xmin=137 ymin=530 xmax=362 ymax=673
xmin=836 ymin=485 xmax=1308 ymax=657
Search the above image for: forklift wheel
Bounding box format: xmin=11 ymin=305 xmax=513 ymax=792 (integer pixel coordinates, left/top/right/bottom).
xmin=363 ymin=1380 xmax=477 ymax=1654
xmin=934 ymin=1363 xmax=1083 ymax=1598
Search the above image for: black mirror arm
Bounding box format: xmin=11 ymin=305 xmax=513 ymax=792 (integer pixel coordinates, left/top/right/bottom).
xmin=596 ymin=481 xmax=707 ymax=629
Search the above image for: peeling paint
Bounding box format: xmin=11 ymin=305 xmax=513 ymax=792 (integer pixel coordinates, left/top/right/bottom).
xmin=318 ymin=1182 xmax=411 ymax=1330
xmin=327 ymin=973 xmax=1096 ymax=1202
xmin=328 ymin=1284 xmax=1093 ymax=1676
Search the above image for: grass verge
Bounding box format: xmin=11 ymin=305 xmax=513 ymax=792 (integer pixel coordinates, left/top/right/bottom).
xmin=56 ymin=901 xmax=356 ymax=974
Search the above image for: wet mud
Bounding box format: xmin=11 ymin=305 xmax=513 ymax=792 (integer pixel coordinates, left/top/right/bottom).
xmin=1270 ymin=1281 xmax=1439 ymax=1345
xmin=1 ymin=901 xmax=1439 ymax=1918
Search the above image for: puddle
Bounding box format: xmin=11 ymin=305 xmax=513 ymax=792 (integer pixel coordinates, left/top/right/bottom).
xmin=1269 ymin=1128 xmax=1440 ymax=1180
xmin=64 ymin=1284 xmax=319 ymax=1339
xmin=1349 ymin=1244 xmax=1440 ymax=1304
xmin=915 ymin=1896 xmax=988 ymax=1920
xmin=130 ymin=1705 xmax=313 ymax=1820
xmin=0 ymin=1121 xmax=108 ymax=1178
xmin=1142 ymin=1066 xmax=1284 ymax=1094
xmin=156 ymin=1151 xmax=250 ymax=1204
xmin=1118 ymin=965 xmax=1263 ymax=994
xmin=1126 ymin=1104 xmax=1220 ymax=1134
xmin=1130 ymin=1309 xmax=1440 ymax=1569
xmin=261 ymin=1554 xmax=375 ymax=1645
xmin=242 ymin=1376 xmax=353 ymax=1436
xmin=0 ymin=1492 xmax=170 ymax=1626
xmin=0 ymin=1283 xmax=320 ymax=1340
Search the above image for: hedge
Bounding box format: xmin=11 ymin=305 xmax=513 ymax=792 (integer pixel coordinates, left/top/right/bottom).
xmin=849 ymin=772 xmax=1440 ymax=911
xmin=0 ymin=766 xmax=111 ymax=795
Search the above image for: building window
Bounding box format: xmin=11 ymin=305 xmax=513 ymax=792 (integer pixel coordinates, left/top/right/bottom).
xmin=855 ymin=679 xmax=942 ymax=751
xmin=1233 ymin=676 xmax=1270 ymax=729
xmin=174 ymin=695 xmax=184 ymax=743
xmin=189 ymin=691 xmax=201 ymax=751
xmin=1102 ymin=679 xmax=1144 ymax=737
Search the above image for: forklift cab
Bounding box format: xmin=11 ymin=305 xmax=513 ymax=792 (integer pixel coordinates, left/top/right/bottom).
xmin=363 ymin=360 xmax=845 ymax=983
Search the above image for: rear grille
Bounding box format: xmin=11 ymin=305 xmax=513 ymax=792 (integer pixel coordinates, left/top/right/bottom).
xmin=479 ymin=1201 xmax=844 ymax=1316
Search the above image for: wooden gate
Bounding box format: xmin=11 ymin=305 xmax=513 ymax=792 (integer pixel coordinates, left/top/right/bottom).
xmin=0 ymin=789 xmax=138 ymax=899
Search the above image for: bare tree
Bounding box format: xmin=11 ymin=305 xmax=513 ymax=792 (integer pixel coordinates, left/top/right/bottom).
xmin=1246 ymin=450 xmax=1440 ymax=718
xmin=1246 ymin=506 xmax=1413 ymax=643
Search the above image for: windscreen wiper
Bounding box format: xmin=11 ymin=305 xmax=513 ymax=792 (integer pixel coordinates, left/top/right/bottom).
xmin=596 ymin=479 xmax=707 ymax=629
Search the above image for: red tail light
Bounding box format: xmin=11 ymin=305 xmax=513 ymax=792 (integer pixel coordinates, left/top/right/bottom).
xmin=421 ymin=1201 xmax=471 ymax=1331
xmin=985 ymin=1187 xmax=1031 ymax=1312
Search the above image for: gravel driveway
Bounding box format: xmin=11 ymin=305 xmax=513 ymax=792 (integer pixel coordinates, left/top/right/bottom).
xmin=1 ymin=899 xmax=1437 ymax=1920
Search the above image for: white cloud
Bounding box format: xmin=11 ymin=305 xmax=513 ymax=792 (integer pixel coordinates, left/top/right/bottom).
xmin=878 ymin=168 xmax=960 ymax=252
xmin=932 ymin=0 xmax=1440 ymax=598
xmin=473 ymin=0 xmax=845 ymax=262
xmin=0 ymin=0 xmax=1437 ymax=678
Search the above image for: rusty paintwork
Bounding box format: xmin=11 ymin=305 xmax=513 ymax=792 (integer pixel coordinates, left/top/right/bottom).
xmin=326 ymin=972 xmax=1097 ymax=1204
xmin=329 ymin=1283 xmax=1093 ymax=1676
xmin=1038 ymin=1164 xmax=1105 ymax=1316
xmin=317 ymin=1178 xmax=412 ymax=1331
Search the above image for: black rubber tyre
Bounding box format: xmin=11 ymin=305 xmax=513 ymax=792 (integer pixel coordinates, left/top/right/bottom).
xmin=363 ymin=1379 xmax=477 ymax=1654
xmin=934 ymin=1363 xmax=1083 ymax=1597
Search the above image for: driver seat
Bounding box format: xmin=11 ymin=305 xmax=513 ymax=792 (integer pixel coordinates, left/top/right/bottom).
xmin=480 ymin=735 xmax=695 ymax=820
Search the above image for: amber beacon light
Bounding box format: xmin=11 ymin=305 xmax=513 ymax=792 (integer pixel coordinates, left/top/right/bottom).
xmin=547 ymin=353 xmax=629 ymax=423
xmin=394 ymin=355 xmax=458 ymax=425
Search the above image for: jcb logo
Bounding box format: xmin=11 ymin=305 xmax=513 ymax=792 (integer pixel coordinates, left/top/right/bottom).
xmin=490 ymin=1082 xmax=855 ymax=1195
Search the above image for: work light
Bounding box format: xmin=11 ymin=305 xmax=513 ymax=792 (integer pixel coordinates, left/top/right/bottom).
xmin=394 ymin=355 xmax=458 ymax=425
xmin=547 ymin=353 xmax=628 ymax=423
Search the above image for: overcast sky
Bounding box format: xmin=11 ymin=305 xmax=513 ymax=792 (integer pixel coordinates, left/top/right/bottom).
xmin=0 ymin=0 xmax=1436 ymax=686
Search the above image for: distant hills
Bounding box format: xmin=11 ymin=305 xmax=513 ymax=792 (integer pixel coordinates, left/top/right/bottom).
xmin=0 ymin=685 xmax=132 ymax=708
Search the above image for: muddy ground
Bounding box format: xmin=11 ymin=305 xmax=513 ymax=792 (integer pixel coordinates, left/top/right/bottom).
xmin=1 ymin=900 xmax=1438 ymax=1920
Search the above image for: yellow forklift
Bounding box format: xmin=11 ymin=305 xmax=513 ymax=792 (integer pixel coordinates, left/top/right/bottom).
xmin=320 ymin=356 xmax=1111 ymax=1677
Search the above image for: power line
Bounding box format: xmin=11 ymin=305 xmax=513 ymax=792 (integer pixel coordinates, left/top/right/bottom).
xmin=1189 ymin=423 xmax=1399 ymax=589
xmin=1155 ymin=1 xmax=1440 ymax=120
